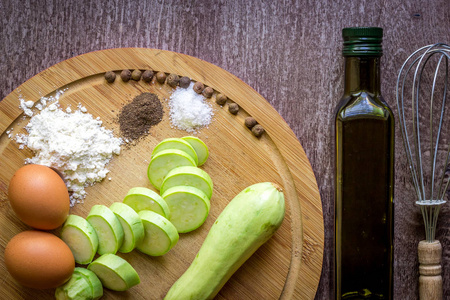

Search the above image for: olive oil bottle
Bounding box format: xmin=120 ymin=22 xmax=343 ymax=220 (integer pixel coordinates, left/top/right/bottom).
xmin=334 ymin=27 xmax=394 ymax=300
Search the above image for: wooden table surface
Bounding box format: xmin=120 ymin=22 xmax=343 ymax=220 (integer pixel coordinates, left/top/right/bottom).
xmin=1 ymin=0 xmax=449 ymax=299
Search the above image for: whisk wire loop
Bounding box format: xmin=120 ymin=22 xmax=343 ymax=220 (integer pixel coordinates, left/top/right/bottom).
xmin=398 ymin=55 xmax=423 ymax=200
xmin=434 ymin=56 xmax=449 ymax=199
xmin=428 ymin=54 xmax=448 ymax=199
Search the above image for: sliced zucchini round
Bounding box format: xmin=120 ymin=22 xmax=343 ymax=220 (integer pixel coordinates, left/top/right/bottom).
xmin=147 ymin=149 xmax=197 ymax=190
xmin=162 ymin=186 xmax=210 ymax=233
xmin=86 ymin=205 xmax=124 ymax=255
xmin=60 ymin=214 xmax=99 ymax=265
xmin=160 ymin=166 xmax=213 ymax=199
xmin=123 ymin=187 xmax=171 ymax=219
xmin=110 ymin=202 xmax=144 ymax=253
xmin=136 ymin=210 xmax=179 ymax=256
xmin=181 ymin=136 xmax=209 ymax=166
xmin=88 ymin=253 xmax=140 ymax=292
xmin=152 ymin=137 xmax=199 ymax=165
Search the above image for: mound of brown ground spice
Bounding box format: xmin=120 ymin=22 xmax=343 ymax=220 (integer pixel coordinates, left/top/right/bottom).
xmin=118 ymin=92 xmax=164 ymax=141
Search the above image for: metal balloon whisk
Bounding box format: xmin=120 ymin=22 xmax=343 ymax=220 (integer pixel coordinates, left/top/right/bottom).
xmin=396 ymin=43 xmax=449 ymax=300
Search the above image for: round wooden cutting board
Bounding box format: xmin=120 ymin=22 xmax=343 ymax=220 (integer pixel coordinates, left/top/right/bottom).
xmin=0 ymin=48 xmax=323 ymax=299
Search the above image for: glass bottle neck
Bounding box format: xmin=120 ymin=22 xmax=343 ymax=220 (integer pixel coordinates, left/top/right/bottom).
xmin=344 ymin=56 xmax=381 ymax=95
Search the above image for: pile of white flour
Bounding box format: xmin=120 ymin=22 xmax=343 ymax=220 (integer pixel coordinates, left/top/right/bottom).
xmin=15 ymin=96 xmax=122 ymax=206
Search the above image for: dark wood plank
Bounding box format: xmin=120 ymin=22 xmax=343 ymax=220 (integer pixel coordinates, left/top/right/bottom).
xmin=1 ymin=0 xmax=450 ymax=299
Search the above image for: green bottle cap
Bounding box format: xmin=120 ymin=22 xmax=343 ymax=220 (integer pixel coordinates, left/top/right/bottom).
xmin=342 ymin=27 xmax=383 ymax=56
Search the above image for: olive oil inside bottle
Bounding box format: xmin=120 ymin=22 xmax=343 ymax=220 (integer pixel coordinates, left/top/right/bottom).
xmin=336 ymin=115 xmax=393 ymax=299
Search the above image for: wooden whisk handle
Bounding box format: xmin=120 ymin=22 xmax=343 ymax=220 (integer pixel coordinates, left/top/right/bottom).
xmin=418 ymin=240 xmax=442 ymax=300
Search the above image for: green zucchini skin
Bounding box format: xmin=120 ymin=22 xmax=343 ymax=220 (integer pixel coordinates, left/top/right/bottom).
xmin=164 ymin=182 xmax=285 ymax=300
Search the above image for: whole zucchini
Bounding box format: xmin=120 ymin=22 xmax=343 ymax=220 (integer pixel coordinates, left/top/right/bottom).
xmin=164 ymin=182 xmax=285 ymax=300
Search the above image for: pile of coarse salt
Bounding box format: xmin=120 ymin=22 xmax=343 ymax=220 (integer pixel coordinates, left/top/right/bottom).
xmin=168 ymin=82 xmax=213 ymax=132
xmin=14 ymin=93 xmax=122 ymax=206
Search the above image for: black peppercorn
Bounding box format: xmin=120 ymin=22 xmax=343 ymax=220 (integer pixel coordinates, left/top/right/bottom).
xmin=142 ymin=70 xmax=154 ymax=82
xmin=167 ymin=73 xmax=180 ymax=87
xmin=216 ymin=93 xmax=227 ymax=105
xmin=104 ymin=71 xmax=116 ymax=83
xmin=245 ymin=117 xmax=257 ymax=129
xmin=202 ymin=87 xmax=214 ymax=98
xmin=156 ymin=71 xmax=167 ymax=84
xmin=193 ymin=82 xmax=205 ymax=94
xmin=120 ymin=69 xmax=132 ymax=82
xmin=228 ymin=103 xmax=239 ymax=115
xmin=131 ymin=69 xmax=142 ymax=81
xmin=252 ymin=124 xmax=265 ymax=137
xmin=179 ymin=76 xmax=191 ymax=88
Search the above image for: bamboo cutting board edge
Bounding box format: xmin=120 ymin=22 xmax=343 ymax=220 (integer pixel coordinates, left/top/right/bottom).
xmin=0 ymin=48 xmax=324 ymax=299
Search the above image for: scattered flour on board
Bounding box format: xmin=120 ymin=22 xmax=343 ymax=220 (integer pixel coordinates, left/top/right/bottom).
xmin=168 ymin=82 xmax=214 ymax=132
xmin=14 ymin=92 xmax=122 ymax=206
xmin=18 ymin=90 xmax=65 ymax=117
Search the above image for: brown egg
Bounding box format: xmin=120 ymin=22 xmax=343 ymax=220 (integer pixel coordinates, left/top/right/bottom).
xmin=4 ymin=230 xmax=75 ymax=289
xmin=8 ymin=164 xmax=70 ymax=230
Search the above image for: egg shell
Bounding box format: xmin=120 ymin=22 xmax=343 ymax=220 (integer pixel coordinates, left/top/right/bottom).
xmin=4 ymin=230 xmax=75 ymax=289
xmin=8 ymin=164 xmax=70 ymax=230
